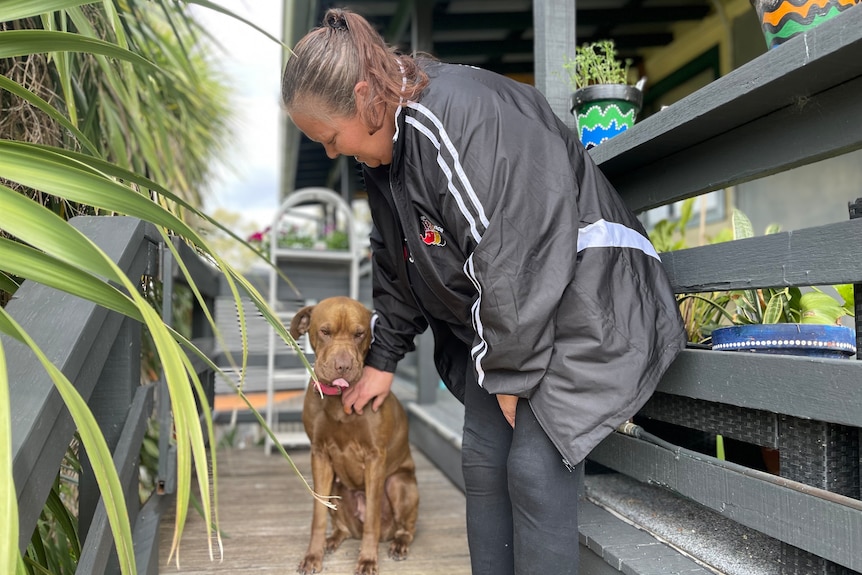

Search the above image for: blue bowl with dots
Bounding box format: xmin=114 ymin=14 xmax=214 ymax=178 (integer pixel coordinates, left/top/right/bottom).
xmin=711 ymin=324 xmax=856 ymax=359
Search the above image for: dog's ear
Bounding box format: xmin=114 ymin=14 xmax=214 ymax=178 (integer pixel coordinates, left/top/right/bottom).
xmin=289 ymin=305 xmax=315 ymax=339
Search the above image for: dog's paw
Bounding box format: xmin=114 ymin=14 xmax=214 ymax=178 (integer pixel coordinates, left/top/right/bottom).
xmin=388 ymin=537 xmax=411 ymax=561
xmin=325 ymin=531 xmax=348 ymax=553
xmin=297 ymin=553 xmax=323 ymax=574
xmin=354 ymin=558 xmax=379 ymax=575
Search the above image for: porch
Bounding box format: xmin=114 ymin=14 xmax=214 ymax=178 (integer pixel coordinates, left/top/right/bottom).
xmin=7 ymin=3 xmax=862 ymax=575
xmin=156 ymin=441 xmax=472 ymax=575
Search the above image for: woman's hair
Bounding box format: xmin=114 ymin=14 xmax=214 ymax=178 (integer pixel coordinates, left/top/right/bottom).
xmin=282 ymin=8 xmax=429 ymax=132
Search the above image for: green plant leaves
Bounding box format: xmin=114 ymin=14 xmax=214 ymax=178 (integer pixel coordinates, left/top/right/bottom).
xmin=0 ymin=338 xmax=24 ymax=575
xmin=0 ymin=0 xmax=91 ymax=22
xmin=564 ymin=39 xmax=632 ymax=90
xmin=731 ymin=208 xmax=755 ymax=240
xmin=761 ymin=291 xmax=785 ymax=324
xmin=800 ymin=290 xmax=852 ymax=325
xmin=0 ymin=30 xmax=157 ymax=70
xmin=834 ymin=284 xmax=856 ymax=316
xmin=0 ymin=273 xmax=19 ymax=297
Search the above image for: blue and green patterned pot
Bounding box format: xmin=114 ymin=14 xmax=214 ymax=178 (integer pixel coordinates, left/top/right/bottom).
xmin=750 ymin=0 xmax=861 ymax=50
xmin=570 ymin=84 xmax=643 ymax=150
xmin=711 ymin=324 xmax=856 ymax=359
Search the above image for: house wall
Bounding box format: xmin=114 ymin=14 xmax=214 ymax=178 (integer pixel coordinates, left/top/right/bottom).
xmin=728 ymin=9 xmax=862 ymax=232
xmin=642 ymin=3 xmax=862 ymax=237
xmin=736 ymin=150 xmax=862 ymax=233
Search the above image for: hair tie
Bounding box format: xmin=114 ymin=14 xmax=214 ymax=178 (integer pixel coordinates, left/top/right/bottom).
xmin=324 ymin=12 xmax=349 ymax=31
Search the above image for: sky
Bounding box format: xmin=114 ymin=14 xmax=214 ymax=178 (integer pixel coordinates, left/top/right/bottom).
xmin=192 ymin=0 xmax=285 ymax=235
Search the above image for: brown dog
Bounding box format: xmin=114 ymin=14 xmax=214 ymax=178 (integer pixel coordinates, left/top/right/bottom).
xmin=290 ymin=296 xmax=419 ymax=575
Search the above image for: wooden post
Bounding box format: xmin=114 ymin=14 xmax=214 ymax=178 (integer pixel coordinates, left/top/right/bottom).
xmin=850 ymin=196 xmax=862 ymax=503
xmin=533 ymin=0 xmax=576 ymax=131
xmin=77 ymin=318 xmax=142 ymax=574
xmin=156 ymin=244 xmax=177 ymax=494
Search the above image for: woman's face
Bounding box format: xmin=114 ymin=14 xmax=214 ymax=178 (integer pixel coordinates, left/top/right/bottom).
xmin=289 ymin=85 xmax=394 ymax=168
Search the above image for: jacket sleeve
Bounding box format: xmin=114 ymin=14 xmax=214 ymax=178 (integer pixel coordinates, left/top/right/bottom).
xmin=405 ymin=91 xmax=587 ymax=396
xmin=363 ymin=184 xmax=429 ymax=374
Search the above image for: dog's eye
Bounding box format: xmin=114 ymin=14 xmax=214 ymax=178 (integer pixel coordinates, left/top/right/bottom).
xmin=320 ymin=328 xmax=331 ymax=337
xmin=354 ymin=330 xmax=365 ymax=340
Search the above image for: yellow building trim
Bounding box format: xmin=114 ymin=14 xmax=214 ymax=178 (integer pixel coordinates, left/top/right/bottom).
xmin=643 ymin=0 xmax=753 ymax=83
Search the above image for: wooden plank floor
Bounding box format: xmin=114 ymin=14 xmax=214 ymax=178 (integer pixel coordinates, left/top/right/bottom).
xmin=158 ymin=444 xmax=471 ymax=574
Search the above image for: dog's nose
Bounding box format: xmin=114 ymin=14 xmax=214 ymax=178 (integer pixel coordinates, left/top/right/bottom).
xmin=333 ymin=354 xmax=353 ymax=375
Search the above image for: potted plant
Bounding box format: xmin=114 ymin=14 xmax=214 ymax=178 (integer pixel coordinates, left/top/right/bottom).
xmin=563 ymin=39 xmax=645 ymax=149
xmin=750 ymin=0 xmax=860 ymax=51
xmin=711 ymin=209 xmax=856 ymax=358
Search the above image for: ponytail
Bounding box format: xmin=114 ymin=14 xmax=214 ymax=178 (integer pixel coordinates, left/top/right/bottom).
xmin=282 ymin=8 xmax=429 ymax=132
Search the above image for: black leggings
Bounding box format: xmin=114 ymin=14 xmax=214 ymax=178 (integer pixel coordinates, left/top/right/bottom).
xmin=461 ymin=380 xmax=583 ymax=575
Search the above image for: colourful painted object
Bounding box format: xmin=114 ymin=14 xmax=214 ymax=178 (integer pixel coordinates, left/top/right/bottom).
xmin=571 ymin=84 xmax=642 ymax=150
xmin=711 ymin=323 xmax=856 ymax=359
xmin=750 ymin=0 xmax=860 ymax=50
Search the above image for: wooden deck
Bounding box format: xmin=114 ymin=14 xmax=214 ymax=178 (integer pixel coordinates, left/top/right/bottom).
xmin=157 ymin=444 xmax=471 ymax=574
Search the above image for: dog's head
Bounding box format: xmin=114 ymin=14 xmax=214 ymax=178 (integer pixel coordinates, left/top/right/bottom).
xmin=289 ymin=296 xmax=372 ymax=394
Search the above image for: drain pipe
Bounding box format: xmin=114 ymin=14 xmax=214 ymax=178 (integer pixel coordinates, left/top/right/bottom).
xmin=616 ymin=421 xmax=862 ymax=511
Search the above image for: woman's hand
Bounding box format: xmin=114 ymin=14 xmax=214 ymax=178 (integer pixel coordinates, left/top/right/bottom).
xmin=341 ymin=365 xmax=394 ymax=415
xmin=497 ymin=394 xmax=518 ymax=428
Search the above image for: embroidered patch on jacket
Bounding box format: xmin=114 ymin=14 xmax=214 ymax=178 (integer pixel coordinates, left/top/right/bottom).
xmin=420 ymin=215 xmax=446 ymax=247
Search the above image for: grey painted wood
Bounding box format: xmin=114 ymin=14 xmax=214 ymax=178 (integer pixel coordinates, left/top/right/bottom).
xmin=579 ymin=501 xmax=710 ymax=575
xmin=8 ymin=217 xmax=159 ymax=551
xmin=172 ymin=239 xmax=221 ymax=299
xmin=661 ymin=219 xmax=862 ymax=292
xmin=157 ymin=445 xmax=472 ymax=574
xmin=407 ymin=403 xmax=464 ymax=492
xmin=157 ymin=242 xmax=177 ymax=496
xmin=76 ymin=384 xmax=155 ymax=575
xmin=11 ymin=305 xmax=125 ymax=550
xmin=411 ymin=0 xmax=433 ymax=54
xmin=71 ymin=216 xmax=162 ymax=280
xmin=659 ymin=349 xmax=862 ymax=428
xmin=132 ymin=494 xmax=170 ymax=575
xmin=8 ymin=216 xmax=220 ymax=568
xmin=658 ymin=350 xmax=862 ymax=427
xmin=79 ymin=316 xmax=141 ymax=545
xmin=589 ymin=433 xmax=862 ymax=572
xmin=579 ymin=546 xmax=623 ymax=575
xmin=533 ymin=0 xmax=576 ymax=131
xmin=589 ymin=6 xmax=862 ymax=212
xmin=608 ymin=75 xmax=862 ymax=213
xmin=172 ymin=239 xmax=220 ymax=339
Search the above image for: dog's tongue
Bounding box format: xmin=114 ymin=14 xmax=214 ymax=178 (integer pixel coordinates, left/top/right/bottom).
xmin=332 ymin=378 xmax=350 ymax=389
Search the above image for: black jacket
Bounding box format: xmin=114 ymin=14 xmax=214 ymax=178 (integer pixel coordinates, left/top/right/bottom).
xmin=363 ymin=60 xmax=686 ymax=466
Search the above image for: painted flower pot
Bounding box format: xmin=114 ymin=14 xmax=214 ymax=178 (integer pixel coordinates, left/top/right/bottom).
xmin=750 ymin=0 xmax=860 ymax=50
xmin=711 ymin=323 xmax=856 ymax=359
xmin=570 ymin=84 xmax=643 ymax=150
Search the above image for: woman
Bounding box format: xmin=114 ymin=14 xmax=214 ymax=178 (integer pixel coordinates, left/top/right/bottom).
xmin=282 ymin=8 xmax=685 ymax=574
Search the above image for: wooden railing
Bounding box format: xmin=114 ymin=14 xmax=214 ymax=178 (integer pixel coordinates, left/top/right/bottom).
xmin=7 ymin=216 xmax=221 ymax=575
xmin=585 ymin=7 xmax=862 ymax=574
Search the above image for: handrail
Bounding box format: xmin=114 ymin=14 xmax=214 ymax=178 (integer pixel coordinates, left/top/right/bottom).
xmin=579 ymin=7 xmax=862 ymax=573
xmin=6 ymin=216 xmax=221 ymax=573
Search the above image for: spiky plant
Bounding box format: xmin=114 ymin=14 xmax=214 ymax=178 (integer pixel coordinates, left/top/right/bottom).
xmin=0 ymin=3 xmax=314 ymax=575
